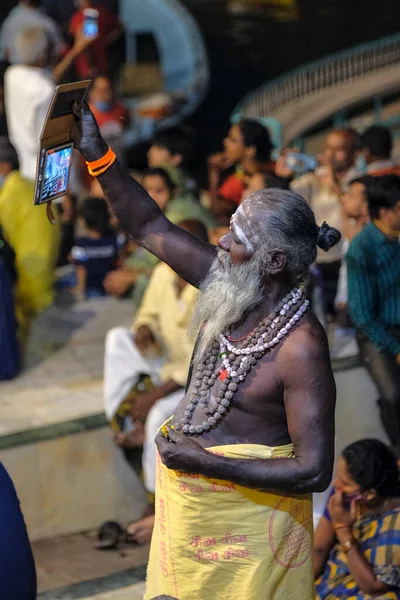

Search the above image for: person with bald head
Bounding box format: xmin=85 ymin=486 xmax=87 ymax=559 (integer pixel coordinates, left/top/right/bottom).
xmin=71 ymin=104 xmax=339 ymax=600
xmin=289 ymin=128 xmax=361 ymax=316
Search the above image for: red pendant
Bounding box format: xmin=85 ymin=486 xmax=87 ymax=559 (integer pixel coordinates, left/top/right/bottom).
xmin=219 ymin=369 xmax=228 ymax=381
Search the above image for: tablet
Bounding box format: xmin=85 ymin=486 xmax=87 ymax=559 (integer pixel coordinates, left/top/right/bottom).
xmin=34 ymin=80 xmax=91 ymax=208
xmin=35 ymin=142 xmax=74 ymax=205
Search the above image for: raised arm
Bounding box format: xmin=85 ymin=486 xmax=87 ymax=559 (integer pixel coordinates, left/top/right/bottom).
xmin=74 ymin=104 xmax=217 ymax=287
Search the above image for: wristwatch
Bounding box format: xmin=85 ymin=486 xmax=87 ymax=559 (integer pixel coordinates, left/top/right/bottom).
xmin=341 ymin=539 xmax=355 ymax=554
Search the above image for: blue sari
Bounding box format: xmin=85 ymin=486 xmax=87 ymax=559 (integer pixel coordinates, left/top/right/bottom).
xmin=316 ymin=498 xmax=400 ymax=599
xmin=0 ymin=464 xmax=36 ymax=599
xmin=0 ymin=255 xmax=20 ymax=379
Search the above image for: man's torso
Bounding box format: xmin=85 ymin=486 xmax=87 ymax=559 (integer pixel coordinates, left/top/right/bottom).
xmin=171 ymin=313 xmax=324 ymax=449
xmin=347 ymin=223 xmax=400 ymax=326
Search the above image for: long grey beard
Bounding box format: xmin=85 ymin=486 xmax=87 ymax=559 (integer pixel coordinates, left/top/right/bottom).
xmin=190 ymin=249 xmax=265 ymax=360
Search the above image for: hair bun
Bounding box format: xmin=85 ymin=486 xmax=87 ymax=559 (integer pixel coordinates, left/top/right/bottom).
xmin=317 ymin=222 xmax=342 ymax=252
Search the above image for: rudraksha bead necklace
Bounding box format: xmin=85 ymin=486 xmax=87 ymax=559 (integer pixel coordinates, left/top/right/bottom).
xmin=175 ymin=286 xmax=309 ymax=435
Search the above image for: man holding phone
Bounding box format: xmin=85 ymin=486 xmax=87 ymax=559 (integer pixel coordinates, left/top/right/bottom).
xmin=277 ymin=129 xmax=361 ymax=317
xmin=69 ymin=0 xmax=124 ymax=79
xmin=5 ymin=25 xmax=93 ymax=182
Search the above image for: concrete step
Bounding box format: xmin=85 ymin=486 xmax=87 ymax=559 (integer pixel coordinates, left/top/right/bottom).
xmin=34 ymin=530 xmax=148 ymax=599
xmin=0 ymin=298 xmax=147 ymax=542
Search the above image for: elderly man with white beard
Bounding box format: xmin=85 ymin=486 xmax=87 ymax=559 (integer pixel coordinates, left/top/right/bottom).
xmin=73 ymin=104 xmax=339 ymax=600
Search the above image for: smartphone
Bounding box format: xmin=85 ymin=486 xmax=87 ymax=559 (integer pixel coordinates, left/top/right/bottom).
xmin=83 ymin=8 xmax=99 ymax=39
xmin=285 ymin=152 xmax=318 ymax=174
xmin=34 ymin=143 xmax=74 ymax=205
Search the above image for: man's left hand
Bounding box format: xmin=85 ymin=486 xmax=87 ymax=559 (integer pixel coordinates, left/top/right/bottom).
xmin=328 ymin=490 xmax=356 ymax=528
xmin=155 ymin=427 xmax=210 ymax=474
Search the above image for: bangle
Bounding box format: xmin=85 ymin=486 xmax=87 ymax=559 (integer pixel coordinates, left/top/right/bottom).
xmin=86 ymin=147 xmax=116 ymax=177
xmin=333 ymin=523 xmax=351 ymax=532
xmin=341 ymin=539 xmax=356 ymax=554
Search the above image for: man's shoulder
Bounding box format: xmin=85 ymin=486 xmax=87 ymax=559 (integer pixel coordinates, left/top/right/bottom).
xmin=0 ymin=6 xmax=21 ymax=30
xmin=1 ymin=171 xmax=31 ymax=195
xmin=347 ymin=223 xmax=377 ymax=261
xmin=290 ymin=172 xmax=319 ymax=201
xmin=0 ymin=172 xmax=35 ymax=217
xmin=5 ymin=64 xmax=53 ymax=89
xmin=278 ymin=314 xmax=330 ymax=368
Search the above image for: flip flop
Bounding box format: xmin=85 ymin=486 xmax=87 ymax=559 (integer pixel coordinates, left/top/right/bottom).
xmin=95 ymin=521 xmax=125 ymax=550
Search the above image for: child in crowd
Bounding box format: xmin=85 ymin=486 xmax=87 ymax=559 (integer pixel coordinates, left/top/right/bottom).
xmin=104 ymin=166 xmax=214 ymax=303
xmin=242 ymin=160 xmax=290 ymax=201
xmin=142 ymin=167 xmax=176 ymax=212
xmin=103 ymin=168 xmax=177 ymax=303
xmin=147 ymin=127 xmax=199 ymax=199
xmin=71 ymin=197 xmax=120 ymax=299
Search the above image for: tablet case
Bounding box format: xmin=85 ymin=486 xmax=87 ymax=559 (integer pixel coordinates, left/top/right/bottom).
xmin=34 ymin=80 xmax=91 ymax=223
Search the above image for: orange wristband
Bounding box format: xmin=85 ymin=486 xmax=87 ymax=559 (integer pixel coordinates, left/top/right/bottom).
xmin=86 ymin=147 xmax=116 ymax=177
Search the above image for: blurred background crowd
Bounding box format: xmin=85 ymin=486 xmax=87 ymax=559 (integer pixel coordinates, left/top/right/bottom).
xmin=0 ymin=1 xmax=400 ymax=597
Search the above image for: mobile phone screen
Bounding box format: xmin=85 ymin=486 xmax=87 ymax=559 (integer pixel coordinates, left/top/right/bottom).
xmin=36 ymin=143 xmax=73 ymax=204
xmin=83 ymin=14 xmax=98 ymax=38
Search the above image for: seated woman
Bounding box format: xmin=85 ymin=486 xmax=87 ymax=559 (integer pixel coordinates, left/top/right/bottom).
xmin=314 ymin=439 xmax=400 ymax=599
xmin=103 ymin=168 xmax=175 ymax=304
xmin=208 ymin=119 xmax=275 ymax=221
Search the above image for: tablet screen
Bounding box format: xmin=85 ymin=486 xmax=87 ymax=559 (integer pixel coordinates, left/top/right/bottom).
xmin=37 ymin=143 xmax=73 ymax=204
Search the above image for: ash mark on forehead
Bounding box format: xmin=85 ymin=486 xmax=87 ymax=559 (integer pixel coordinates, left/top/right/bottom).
xmin=231 ymin=201 xmax=260 ymax=251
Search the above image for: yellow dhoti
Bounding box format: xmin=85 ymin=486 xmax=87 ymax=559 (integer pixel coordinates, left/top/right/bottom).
xmin=145 ymin=443 xmax=314 ymax=600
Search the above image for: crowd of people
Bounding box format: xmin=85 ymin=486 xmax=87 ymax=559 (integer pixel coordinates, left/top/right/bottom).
xmin=0 ymin=2 xmax=400 ymax=599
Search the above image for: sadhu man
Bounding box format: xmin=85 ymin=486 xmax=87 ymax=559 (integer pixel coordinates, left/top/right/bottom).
xmin=73 ymin=104 xmax=339 ymax=600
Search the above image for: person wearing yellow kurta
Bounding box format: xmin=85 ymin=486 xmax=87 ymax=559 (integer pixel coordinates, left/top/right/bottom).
xmin=103 ymin=221 xmax=206 ymax=543
xmin=0 ymin=142 xmax=60 ymax=343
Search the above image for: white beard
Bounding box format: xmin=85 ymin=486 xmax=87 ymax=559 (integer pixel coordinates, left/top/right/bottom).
xmin=190 ymin=249 xmax=265 ymax=360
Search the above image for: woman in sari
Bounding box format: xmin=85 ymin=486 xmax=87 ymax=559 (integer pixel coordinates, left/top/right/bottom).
xmin=314 ymin=439 xmax=400 ymax=599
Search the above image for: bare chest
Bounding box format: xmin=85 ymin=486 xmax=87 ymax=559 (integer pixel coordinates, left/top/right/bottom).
xmin=171 ymin=354 xmax=290 ymax=448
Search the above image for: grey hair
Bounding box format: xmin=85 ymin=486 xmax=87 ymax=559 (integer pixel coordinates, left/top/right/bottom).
xmin=15 ymin=26 xmax=49 ymax=66
xmin=245 ymin=188 xmax=341 ymax=278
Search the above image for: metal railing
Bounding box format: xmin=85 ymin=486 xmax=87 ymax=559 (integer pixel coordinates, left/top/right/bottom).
xmin=232 ymin=33 xmax=400 ymax=120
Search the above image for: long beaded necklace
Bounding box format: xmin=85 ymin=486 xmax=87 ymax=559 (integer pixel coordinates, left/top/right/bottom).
xmin=175 ymin=285 xmax=309 ymax=435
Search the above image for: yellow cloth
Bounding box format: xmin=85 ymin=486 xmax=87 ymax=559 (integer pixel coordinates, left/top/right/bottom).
xmin=0 ymin=171 xmax=60 ymax=333
xmin=145 ymin=442 xmax=314 ymax=600
xmin=133 ymin=262 xmax=198 ymax=387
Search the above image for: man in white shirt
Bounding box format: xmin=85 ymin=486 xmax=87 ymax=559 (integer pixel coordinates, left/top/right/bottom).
xmin=0 ymin=0 xmax=64 ymax=64
xmin=4 ymin=25 xmax=92 ymax=182
xmin=287 ymin=129 xmax=361 ymax=316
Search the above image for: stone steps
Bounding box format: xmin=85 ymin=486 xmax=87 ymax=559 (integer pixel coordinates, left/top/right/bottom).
xmin=0 ymin=298 xmax=147 ymax=542
xmin=34 ymin=530 xmax=148 ymax=599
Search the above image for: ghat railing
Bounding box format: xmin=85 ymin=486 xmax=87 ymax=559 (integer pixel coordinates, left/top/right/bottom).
xmin=232 ymin=33 xmax=400 ymax=123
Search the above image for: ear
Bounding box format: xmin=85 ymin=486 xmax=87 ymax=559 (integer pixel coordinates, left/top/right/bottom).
xmin=267 ymin=250 xmax=287 ymax=275
xmin=171 ymin=154 xmax=183 ymax=167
